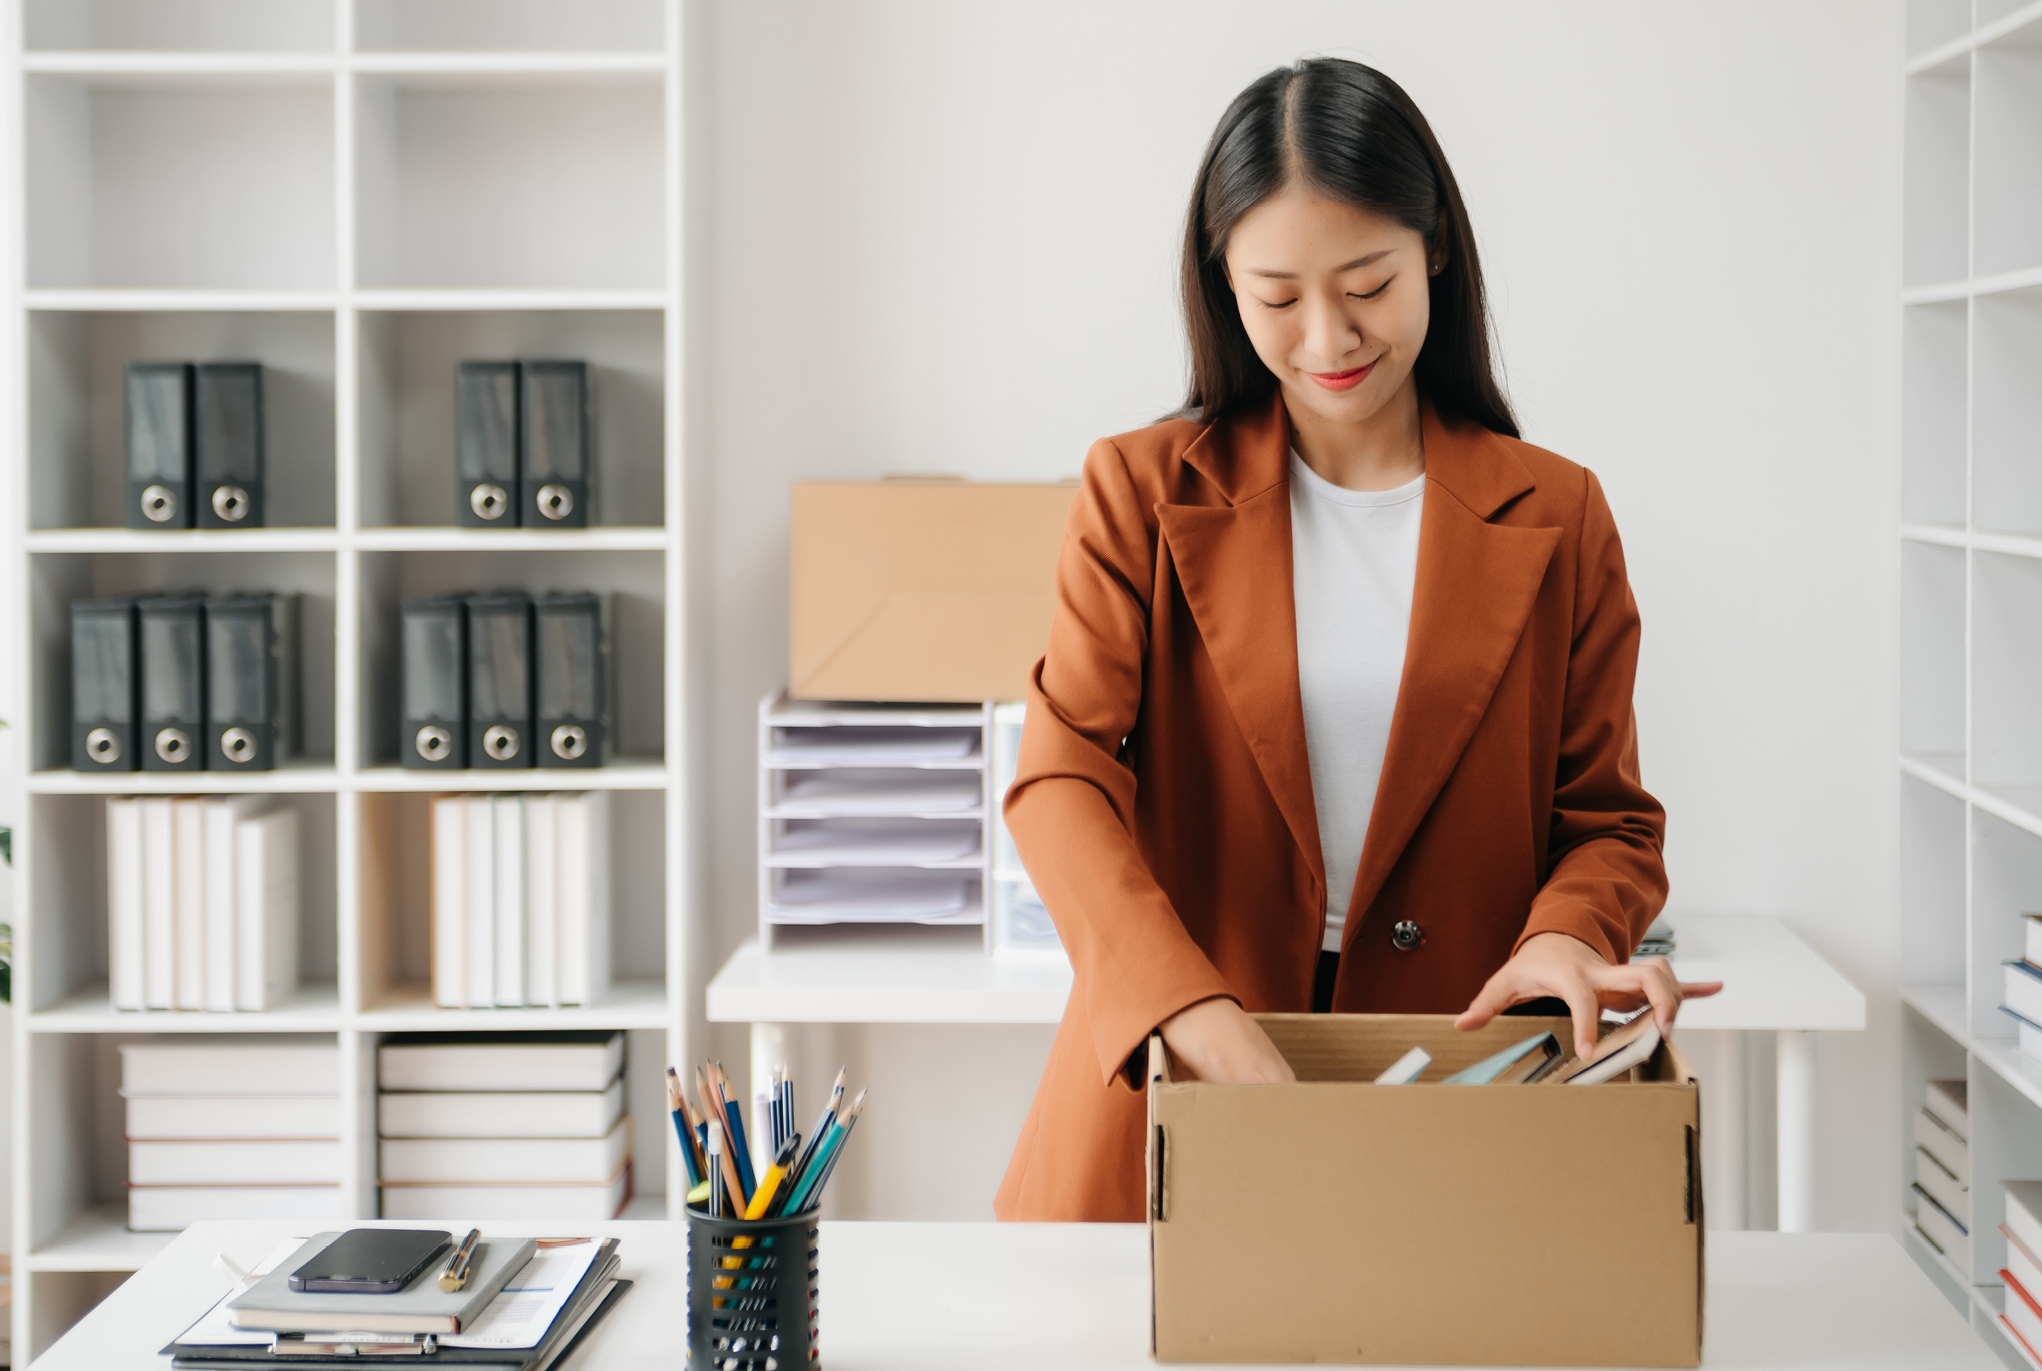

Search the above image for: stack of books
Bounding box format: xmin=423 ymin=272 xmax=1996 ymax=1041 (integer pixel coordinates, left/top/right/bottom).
xmin=106 ymin=797 xmax=299 ymax=1012
xmin=378 ymin=1032 xmax=632 ymax=1220
xmin=2005 ymin=915 xmax=2042 ymax=1064
xmin=166 ymin=1228 xmax=628 ymax=1371
xmin=429 ymin=793 xmax=611 ymax=1009
xmin=1910 ymin=1077 xmax=1969 ymax=1274
xmin=123 ymin=1038 xmax=342 ymax=1231
xmin=2002 ymin=1181 xmax=2042 ymax=1361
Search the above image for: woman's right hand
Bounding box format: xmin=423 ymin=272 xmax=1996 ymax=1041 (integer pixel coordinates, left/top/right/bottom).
xmin=1158 ymin=997 xmax=1296 ymax=1083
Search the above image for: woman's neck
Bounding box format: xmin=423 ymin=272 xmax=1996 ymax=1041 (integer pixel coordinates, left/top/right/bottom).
xmin=1285 ymin=376 xmax=1425 ymax=492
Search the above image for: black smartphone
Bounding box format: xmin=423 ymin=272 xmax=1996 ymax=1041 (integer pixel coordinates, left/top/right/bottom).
xmin=289 ymin=1229 xmax=453 ymax=1294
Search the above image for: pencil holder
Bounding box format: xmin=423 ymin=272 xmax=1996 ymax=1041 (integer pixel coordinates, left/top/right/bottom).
xmin=686 ymin=1206 xmax=820 ymax=1370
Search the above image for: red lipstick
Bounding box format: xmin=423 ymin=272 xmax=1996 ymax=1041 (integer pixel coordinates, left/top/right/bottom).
xmin=1306 ymin=362 xmax=1373 ymax=392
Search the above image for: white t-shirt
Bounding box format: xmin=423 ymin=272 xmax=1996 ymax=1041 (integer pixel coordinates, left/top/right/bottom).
xmin=1288 ymin=453 xmax=1425 ymax=954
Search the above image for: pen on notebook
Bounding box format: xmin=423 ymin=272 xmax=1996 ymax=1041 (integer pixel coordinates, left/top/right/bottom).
xmin=791 ymin=1066 xmax=845 ymax=1183
xmin=666 ymin=1070 xmax=704 ymax=1188
xmin=438 ymin=1228 xmax=480 ymax=1292
xmin=707 ymin=1120 xmax=727 ymax=1218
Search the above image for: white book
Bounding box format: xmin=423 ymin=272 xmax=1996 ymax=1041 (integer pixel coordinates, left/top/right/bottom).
xmin=379 ymin=1115 xmax=629 ymax=1184
xmin=2027 ymin=914 xmax=2042 ymax=970
xmin=236 ymin=809 xmax=301 ymax=1011
xmin=1913 ymin=1189 xmax=1969 ymax=1277
xmin=378 ymin=1031 xmax=624 ymax=1092
xmin=464 ymin=796 xmax=496 ymax=1009
xmin=204 ymin=797 xmax=267 ymax=1013
xmin=2008 ymin=1224 xmax=2042 ymax=1322
xmin=378 ymin=1079 xmax=624 ymax=1139
xmin=2009 ymin=1181 xmax=2042 ymax=1268
xmin=556 ymin=793 xmax=612 ymax=1006
xmin=1914 ymin=1147 xmax=1968 ymax=1225
xmin=378 ymin=1173 xmax=628 ymax=1223
xmin=107 ymin=798 xmax=145 ymax=1011
xmin=431 ymin=796 xmax=466 ymax=1009
xmin=525 ymin=794 xmax=559 ymax=1009
xmin=139 ymin=797 xmax=176 ymax=1009
xmin=2009 ymin=961 xmax=2042 ymax=1029
xmin=1926 ymin=1078 xmax=1968 ymax=1138
xmin=128 ymin=1184 xmax=342 ymax=1233
xmin=126 ymin=1094 xmax=340 ymax=1140
xmin=493 ymin=794 xmax=525 ymax=1008
xmin=1916 ymin=1106 xmax=1969 ymax=1185
xmin=121 ymin=1039 xmax=341 ymax=1096
xmin=172 ymin=797 xmax=207 ymax=1009
xmin=130 ymin=1138 xmax=341 ymax=1185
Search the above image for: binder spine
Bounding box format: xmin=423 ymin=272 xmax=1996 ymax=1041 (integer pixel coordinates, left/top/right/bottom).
xmin=401 ymin=596 xmax=468 ymax=770
xmin=139 ymin=595 xmax=208 ymax=772
xmin=456 ymin=361 xmax=520 ymax=527
xmin=536 ymin=592 xmax=608 ymax=768
xmin=125 ymin=362 xmax=195 ymax=529
xmin=195 ymin=362 xmax=266 ymax=528
xmin=466 ymin=593 xmax=535 ymax=769
xmin=72 ymin=597 xmax=140 ymax=771
xmin=520 ymin=360 xmax=592 ymax=528
xmin=205 ymin=593 xmax=298 ymax=771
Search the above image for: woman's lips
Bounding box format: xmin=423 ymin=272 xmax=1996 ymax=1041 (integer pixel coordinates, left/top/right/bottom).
xmin=1306 ymin=362 xmax=1373 ymax=392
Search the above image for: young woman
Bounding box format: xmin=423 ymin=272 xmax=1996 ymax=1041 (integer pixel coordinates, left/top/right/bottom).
xmin=994 ymin=59 xmax=1720 ymax=1222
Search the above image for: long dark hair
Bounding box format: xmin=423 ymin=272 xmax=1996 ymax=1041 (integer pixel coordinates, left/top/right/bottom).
xmin=1181 ymin=59 xmax=1517 ymax=436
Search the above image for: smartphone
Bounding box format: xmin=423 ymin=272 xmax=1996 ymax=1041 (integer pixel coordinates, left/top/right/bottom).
xmin=289 ymin=1229 xmax=452 ymax=1294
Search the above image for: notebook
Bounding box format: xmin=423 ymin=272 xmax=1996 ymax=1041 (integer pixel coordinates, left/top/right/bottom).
xmin=227 ymin=1232 xmax=536 ymax=1334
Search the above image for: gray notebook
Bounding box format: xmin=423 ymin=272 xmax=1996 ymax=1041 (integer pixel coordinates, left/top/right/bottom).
xmin=228 ymin=1232 xmax=538 ymax=1334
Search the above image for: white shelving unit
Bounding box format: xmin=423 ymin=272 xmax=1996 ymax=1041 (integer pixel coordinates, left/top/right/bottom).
xmin=1899 ymin=3 xmax=2042 ymax=1365
xmin=0 ymin=2 xmax=697 ymax=1361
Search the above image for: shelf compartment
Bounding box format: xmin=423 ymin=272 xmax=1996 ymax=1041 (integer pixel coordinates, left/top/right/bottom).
xmin=26 ymin=72 xmax=335 ymax=290
xmin=1905 ymin=55 xmax=1971 ymax=289
xmin=23 ymin=0 xmax=335 ymax=53
xmin=354 ymin=72 xmax=663 ymax=290
xmin=1903 ymin=777 xmax=1968 ymax=993
xmin=22 ymin=791 xmax=338 ymax=1017
xmin=1976 ymin=26 xmax=2042 ymax=278
xmin=25 ymin=1202 xmax=173 ymax=1272
xmin=1903 ymin=300 xmax=1967 ymax=527
xmin=354 ymin=547 xmax=664 ymax=770
xmin=1973 ymin=810 xmax=2042 ymax=1038
xmin=1902 ymin=540 xmax=1966 ymax=762
xmin=1975 ymin=288 xmax=2042 ymax=535
xmin=28 ymin=308 xmax=336 ymax=531
xmin=27 ymin=548 xmax=338 ymax=773
xmin=353 ymin=790 xmax=666 ymax=1016
xmin=353 ymin=0 xmax=665 ymax=54
xmin=1974 ymin=551 xmax=2042 ymax=790
xmin=354 ymin=308 xmax=664 ymax=528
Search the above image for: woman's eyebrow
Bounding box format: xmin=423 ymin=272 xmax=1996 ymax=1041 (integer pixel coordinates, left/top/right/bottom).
xmin=1241 ymin=249 xmax=1395 ymax=280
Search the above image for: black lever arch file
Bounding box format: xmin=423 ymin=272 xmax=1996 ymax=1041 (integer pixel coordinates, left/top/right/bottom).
xmin=126 ymin=362 xmax=195 ymax=529
xmin=536 ymin=592 xmax=608 ymax=767
xmin=456 ymin=361 xmax=520 ymax=526
xmin=466 ymin=592 xmax=535 ymax=768
xmin=195 ymin=362 xmax=265 ymax=528
xmin=401 ymin=595 xmax=468 ymax=770
xmin=521 ymin=360 xmax=592 ymax=527
xmin=206 ymin=593 xmax=299 ymax=770
xmin=139 ymin=594 xmax=207 ymax=771
xmin=72 ymin=597 xmax=140 ymax=771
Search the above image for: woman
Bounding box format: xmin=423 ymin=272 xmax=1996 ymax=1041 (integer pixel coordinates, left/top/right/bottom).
xmin=994 ymin=58 xmax=1720 ymax=1223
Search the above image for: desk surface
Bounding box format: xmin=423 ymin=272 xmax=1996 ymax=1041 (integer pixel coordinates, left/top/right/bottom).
xmin=707 ymin=914 xmax=1867 ymax=1031
xmin=37 ymin=1221 xmax=1988 ymax=1370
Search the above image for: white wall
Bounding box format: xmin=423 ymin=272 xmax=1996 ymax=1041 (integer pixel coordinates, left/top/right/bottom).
xmin=703 ymin=1 xmax=1905 ymax=1227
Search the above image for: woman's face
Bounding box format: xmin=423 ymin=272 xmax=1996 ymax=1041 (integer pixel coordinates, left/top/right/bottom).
xmin=1223 ymin=183 xmax=1436 ymax=428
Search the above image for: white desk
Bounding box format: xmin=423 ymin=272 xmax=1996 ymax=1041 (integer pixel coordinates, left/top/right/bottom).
xmin=709 ymin=914 xmax=1866 ymax=1231
xmin=33 ymin=1221 xmax=1993 ymax=1370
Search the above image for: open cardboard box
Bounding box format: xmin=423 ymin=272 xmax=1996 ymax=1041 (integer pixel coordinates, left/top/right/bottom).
xmin=1146 ymin=1014 xmax=1702 ymax=1366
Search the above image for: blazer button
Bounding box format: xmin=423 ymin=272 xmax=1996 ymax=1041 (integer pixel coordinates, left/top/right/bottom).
xmin=1390 ymin=921 xmax=1423 ymax=952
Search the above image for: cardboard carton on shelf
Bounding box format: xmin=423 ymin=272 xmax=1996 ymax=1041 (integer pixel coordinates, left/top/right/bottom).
xmin=1147 ymin=1013 xmax=1702 ymax=1367
xmin=789 ymin=479 xmax=1076 ymax=703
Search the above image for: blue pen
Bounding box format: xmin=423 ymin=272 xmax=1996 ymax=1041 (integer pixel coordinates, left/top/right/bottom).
xmin=666 ymin=1071 xmax=703 ymax=1188
xmin=784 ymin=1088 xmax=866 ymax=1214
xmin=716 ymin=1064 xmax=759 ymax=1196
xmin=797 ymin=1098 xmax=864 ymax=1213
xmin=790 ymin=1067 xmax=845 ymax=1187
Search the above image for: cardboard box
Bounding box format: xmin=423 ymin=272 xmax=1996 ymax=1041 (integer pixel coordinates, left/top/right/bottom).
xmin=789 ymin=480 xmax=1076 ymax=703
xmin=1147 ymin=1014 xmax=1702 ymax=1366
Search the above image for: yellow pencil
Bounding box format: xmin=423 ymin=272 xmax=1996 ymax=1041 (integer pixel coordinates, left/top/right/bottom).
xmin=744 ymin=1135 xmax=801 ymax=1221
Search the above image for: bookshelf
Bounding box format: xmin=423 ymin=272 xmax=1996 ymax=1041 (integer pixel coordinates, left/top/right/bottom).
xmin=0 ymin=1 xmax=696 ymax=1360
xmin=1899 ymin=2 xmax=2042 ymax=1364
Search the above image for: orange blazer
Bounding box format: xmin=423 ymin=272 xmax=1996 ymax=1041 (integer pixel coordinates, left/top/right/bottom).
xmin=993 ymin=394 xmax=1667 ymax=1222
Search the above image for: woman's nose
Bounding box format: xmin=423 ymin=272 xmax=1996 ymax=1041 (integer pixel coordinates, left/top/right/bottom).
xmin=1301 ymin=290 xmax=1362 ymax=365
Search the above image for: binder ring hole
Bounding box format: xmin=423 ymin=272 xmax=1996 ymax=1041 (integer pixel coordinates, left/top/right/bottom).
xmin=220 ymin=727 xmax=257 ymax=763
xmin=141 ymin=484 xmax=177 ymax=523
xmin=154 ymin=728 xmax=190 ymax=764
xmin=85 ymin=727 xmax=121 ymax=764
xmin=536 ymin=483 xmax=575 ymax=520
xmin=550 ymin=723 xmax=587 ymax=760
xmin=470 ymin=483 xmax=509 ymax=520
xmin=483 ymin=725 xmax=521 ymax=761
xmin=415 ymin=725 xmax=453 ymax=762
xmin=211 ymin=484 xmax=250 ymax=522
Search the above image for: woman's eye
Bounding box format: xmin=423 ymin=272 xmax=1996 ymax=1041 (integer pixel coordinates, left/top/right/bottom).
xmin=1258 ymin=297 xmax=1298 ymax=310
xmin=1350 ymin=280 xmax=1392 ymax=301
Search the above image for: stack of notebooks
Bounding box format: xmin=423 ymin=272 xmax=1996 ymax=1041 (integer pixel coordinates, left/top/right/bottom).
xmin=379 ymin=1032 xmax=632 ymax=1220
xmin=106 ymin=797 xmax=299 ymax=1012
xmin=1910 ymin=1078 xmax=1969 ymax=1274
xmin=430 ymin=793 xmax=611 ymax=1010
xmin=123 ymin=1038 xmax=342 ymax=1231
xmin=2002 ymin=1180 xmax=2042 ymax=1361
xmin=166 ymin=1229 xmax=627 ymax=1370
xmin=2003 ymin=915 xmax=2042 ymax=1064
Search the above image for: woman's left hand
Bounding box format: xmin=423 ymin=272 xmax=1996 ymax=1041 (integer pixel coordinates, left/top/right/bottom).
xmin=1453 ymin=931 xmax=1723 ymax=1062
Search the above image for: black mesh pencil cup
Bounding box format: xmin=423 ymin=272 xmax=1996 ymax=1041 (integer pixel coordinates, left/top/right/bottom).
xmin=688 ymin=1206 xmax=819 ymax=1369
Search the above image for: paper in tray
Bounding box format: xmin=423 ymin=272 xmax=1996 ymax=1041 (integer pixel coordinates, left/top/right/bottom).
xmin=768 ymin=871 xmax=974 ymax=922
xmin=775 ymin=772 xmax=980 ymax=814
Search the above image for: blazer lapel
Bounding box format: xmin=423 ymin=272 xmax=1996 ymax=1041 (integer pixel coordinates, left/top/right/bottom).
xmin=1340 ymin=407 xmax=1562 ymax=946
xmin=1157 ymin=398 xmax=1326 ymax=893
